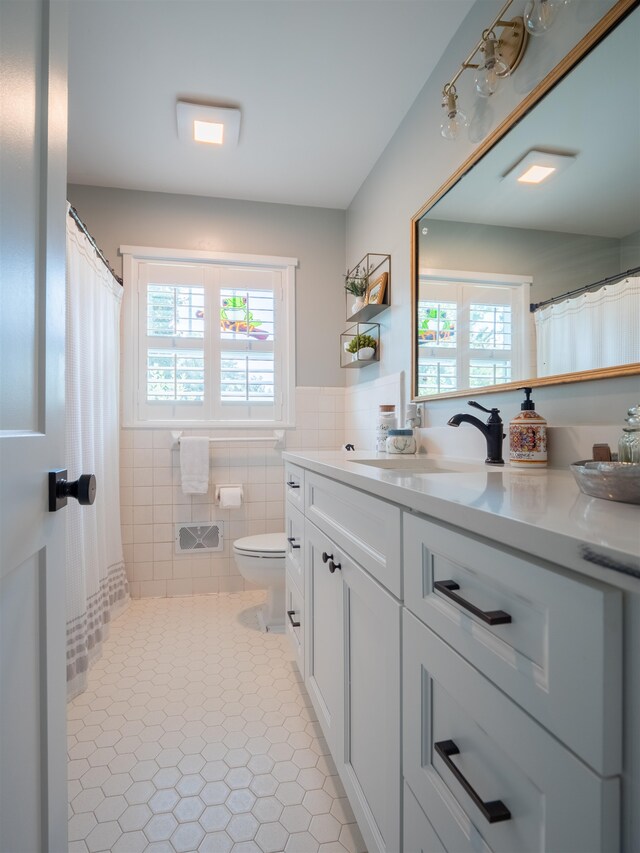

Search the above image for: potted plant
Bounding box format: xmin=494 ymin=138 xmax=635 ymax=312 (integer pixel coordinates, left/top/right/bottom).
xmin=344 ymin=264 xmax=370 ymax=314
xmin=346 ymin=333 xmax=377 ymax=361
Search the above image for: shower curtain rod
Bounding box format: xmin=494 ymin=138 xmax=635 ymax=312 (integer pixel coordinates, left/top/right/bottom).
xmin=68 ymin=205 xmax=123 ymax=286
xmin=530 ymin=265 xmax=640 ymax=312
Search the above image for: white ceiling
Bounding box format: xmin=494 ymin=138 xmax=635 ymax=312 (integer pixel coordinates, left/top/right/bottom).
xmin=67 ymin=0 xmax=474 ymax=210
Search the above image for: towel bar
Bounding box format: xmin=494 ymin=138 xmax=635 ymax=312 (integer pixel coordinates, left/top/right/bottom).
xmin=171 ymin=430 xmax=285 ymax=449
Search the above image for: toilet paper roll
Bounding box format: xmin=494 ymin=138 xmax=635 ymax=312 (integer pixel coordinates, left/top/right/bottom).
xmin=218 ymin=486 xmax=243 ymax=508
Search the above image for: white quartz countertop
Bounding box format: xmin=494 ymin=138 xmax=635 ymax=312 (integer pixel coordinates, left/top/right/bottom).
xmin=282 ymin=450 xmax=640 ymax=592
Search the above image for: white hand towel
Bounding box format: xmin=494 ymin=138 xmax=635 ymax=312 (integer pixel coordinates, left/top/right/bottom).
xmin=180 ymin=437 xmax=210 ymax=494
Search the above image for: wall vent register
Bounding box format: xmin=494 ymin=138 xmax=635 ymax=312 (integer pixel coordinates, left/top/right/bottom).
xmin=175 ymin=522 xmax=224 ymax=554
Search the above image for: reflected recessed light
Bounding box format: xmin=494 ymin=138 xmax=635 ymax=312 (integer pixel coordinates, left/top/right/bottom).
xmin=176 ymin=101 xmax=241 ymax=148
xmin=518 ymin=164 xmax=557 ymax=184
xmin=504 ymin=148 xmax=576 ymax=185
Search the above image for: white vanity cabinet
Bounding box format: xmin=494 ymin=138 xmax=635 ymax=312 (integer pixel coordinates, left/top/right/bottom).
xmin=284 ymin=467 xmax=402 ymax=853
xmin=283 ymin=453 xmax=630 ymax=853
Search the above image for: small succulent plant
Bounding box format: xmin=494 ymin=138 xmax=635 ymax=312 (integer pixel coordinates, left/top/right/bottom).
xmin=347 ymin=333 xmax=377 ymax=354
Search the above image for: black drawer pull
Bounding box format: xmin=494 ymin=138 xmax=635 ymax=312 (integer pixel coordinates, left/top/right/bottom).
xmin=286 ymin=480 xmax=300 ymax=489
xmin=329 ymin=560 xmax=341 ymax=573
xmin=322 ymin=551 xmax=332 ymax=564
xmin=434 ymin=580 xmax=511 ymax=626
xmin=287 ymin=537 xmax=301 ymax=549
xmin=434 ymin=740 xmax=511 ymax=824
xmin=287 ymin=610 xmax=301 ymax=628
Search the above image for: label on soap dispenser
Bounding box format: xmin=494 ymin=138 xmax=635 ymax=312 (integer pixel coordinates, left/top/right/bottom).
xmin=509 ymin=411 xmax=547 ymax=467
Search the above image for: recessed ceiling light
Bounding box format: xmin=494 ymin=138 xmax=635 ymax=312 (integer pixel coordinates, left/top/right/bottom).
xmin=503 ymin=149 xmax=576 ymax=185
xmin=176 ymin=101 xmax=241 ymax=148
xmin=193 ymin=120 xmax=224 ymax=145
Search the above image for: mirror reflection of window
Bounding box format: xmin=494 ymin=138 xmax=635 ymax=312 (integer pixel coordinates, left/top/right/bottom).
xmin=417 ymin=271 xmax=530 ymax=396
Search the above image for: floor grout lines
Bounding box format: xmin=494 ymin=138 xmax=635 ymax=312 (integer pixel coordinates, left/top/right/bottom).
xmin=68 ymin=592 xmax=366 ymax=853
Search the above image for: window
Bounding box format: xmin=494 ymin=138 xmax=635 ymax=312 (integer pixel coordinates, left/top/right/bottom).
xmin=121 ymin=247 xmax=297 ymax=427
xmin=417 ymin=270 xmax=530 ymax=397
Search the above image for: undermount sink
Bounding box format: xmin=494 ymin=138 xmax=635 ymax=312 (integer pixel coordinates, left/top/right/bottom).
xmin=351 ymin=456 xmax=486 ymax=475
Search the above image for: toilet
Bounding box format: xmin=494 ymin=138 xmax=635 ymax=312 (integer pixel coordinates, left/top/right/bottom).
xmin=232 ymin=532 xmax=287 ymax=632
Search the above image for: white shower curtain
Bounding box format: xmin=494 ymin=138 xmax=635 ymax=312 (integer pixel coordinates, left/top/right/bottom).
xmin=534 ymin=275 xmax=640 ymax=376
xmin=65 ymin=207 xmax=129 ymax=700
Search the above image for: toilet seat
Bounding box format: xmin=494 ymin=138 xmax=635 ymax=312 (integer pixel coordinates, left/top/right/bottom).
xmin=233 ymin=532 xmax=287 ymax=557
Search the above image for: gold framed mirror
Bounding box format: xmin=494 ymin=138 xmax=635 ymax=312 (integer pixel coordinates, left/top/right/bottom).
xmin=411 ymin=0 xmax=640 ymax=402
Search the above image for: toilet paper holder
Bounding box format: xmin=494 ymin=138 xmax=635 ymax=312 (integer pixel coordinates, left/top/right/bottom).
xmin=215 ymin=484 xmax=244 ymax=505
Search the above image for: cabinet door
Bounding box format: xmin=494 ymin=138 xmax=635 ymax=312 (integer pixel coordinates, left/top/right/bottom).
xmin=304 ymin=519 xmax=343 ymax=757
xmin=403 ymin=611 xmax=620 ymax=853
xmin=339 ymin=548 xmax=401 ymax=853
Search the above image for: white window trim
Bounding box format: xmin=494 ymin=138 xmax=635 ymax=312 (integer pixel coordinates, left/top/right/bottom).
xmin=418 ymin=268 xmax=532 ymax=391
xmin=121 ymin=245 xmax=298 ymax=429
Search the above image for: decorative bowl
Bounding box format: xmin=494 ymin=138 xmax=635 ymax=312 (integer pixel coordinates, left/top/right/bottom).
xmin=570 ymin=460 xmax=640 ymax=504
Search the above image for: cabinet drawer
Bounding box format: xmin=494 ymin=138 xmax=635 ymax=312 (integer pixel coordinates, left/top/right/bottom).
xmin=285 ymin=503 xmax=304 ymax=597
xmin=285 ymin=579 xmax=304 ymax=678
xmin=305 ymin=471 xmax=401 ymax=597
xmin=404 ymin=782 xmax=445 ymax=853
xmin=284 ymin=462 xmax=305 ymax=511
xmin=403 ymin=512 xmax=622 ymax=776
xmin=403 ymin=611 xmax=620 ymax=853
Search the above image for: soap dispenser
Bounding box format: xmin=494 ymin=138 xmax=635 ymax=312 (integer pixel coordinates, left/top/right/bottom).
xmin=509 ymin=387 xmax=547 ymax=468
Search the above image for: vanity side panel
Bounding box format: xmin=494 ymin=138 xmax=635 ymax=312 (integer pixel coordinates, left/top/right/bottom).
xmin=623 ymin=589 xmax=640 ymax=853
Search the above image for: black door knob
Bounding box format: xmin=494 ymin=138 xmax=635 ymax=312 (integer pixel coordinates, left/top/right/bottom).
xmin=49 ymin=470 xmax=97 ymax=511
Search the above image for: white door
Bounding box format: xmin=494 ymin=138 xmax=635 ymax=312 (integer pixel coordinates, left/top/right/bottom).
xmin=0 ymin=1 xmax=68 ymax=851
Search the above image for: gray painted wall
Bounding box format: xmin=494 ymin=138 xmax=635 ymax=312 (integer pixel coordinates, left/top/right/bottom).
xmin=344 ymin=0 xmax=638 ymax=425
xmin=420 ymin=220 xmax=621 ymax=305
xmin=621 ymin=228 xmax=640 ymax=270
xmin=67 ymin=185 xmax=346 ymax=388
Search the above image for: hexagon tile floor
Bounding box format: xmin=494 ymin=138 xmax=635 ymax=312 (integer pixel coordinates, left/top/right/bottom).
xmin=68 ymin=592 xmax=367 ymax=853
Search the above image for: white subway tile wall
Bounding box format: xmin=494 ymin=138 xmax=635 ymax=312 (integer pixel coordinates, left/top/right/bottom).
xmin=344 ymin=372 xmax=403 ymax=452
xmin=121 ymin=388 xmax=345 ymax=598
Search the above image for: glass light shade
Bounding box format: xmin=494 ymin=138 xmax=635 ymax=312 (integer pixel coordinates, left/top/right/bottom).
xmin=475 ymin=55 xmax=510 ymax=97
xmin=475 ymin=36 xmax=510 ymax=98
xmin=440 ymin=92 xmax=468 ymax=141
xmin=524 ymin=0 xmax=560 ymax=35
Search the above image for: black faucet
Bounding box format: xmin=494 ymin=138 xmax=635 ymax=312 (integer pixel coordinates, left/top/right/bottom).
xmin=447 ymin=401 xmax=505 ymax=465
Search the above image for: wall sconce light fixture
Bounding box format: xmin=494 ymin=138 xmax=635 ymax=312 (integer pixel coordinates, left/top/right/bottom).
xmin=439 ymin=0 xmax=565 ymax=142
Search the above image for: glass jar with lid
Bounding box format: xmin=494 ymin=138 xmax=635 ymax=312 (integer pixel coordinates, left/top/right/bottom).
xmin=618 ymin=404 xmax=640 ymax=463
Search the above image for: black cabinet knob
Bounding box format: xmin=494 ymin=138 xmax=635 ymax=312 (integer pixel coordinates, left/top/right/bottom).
xmin=321 ymin=551 xmax=332 ymax=564
xmin=329 ymin=560 xmax=341 ymax=573
xmin=49 ymin=470 xmax=97 ymax=511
